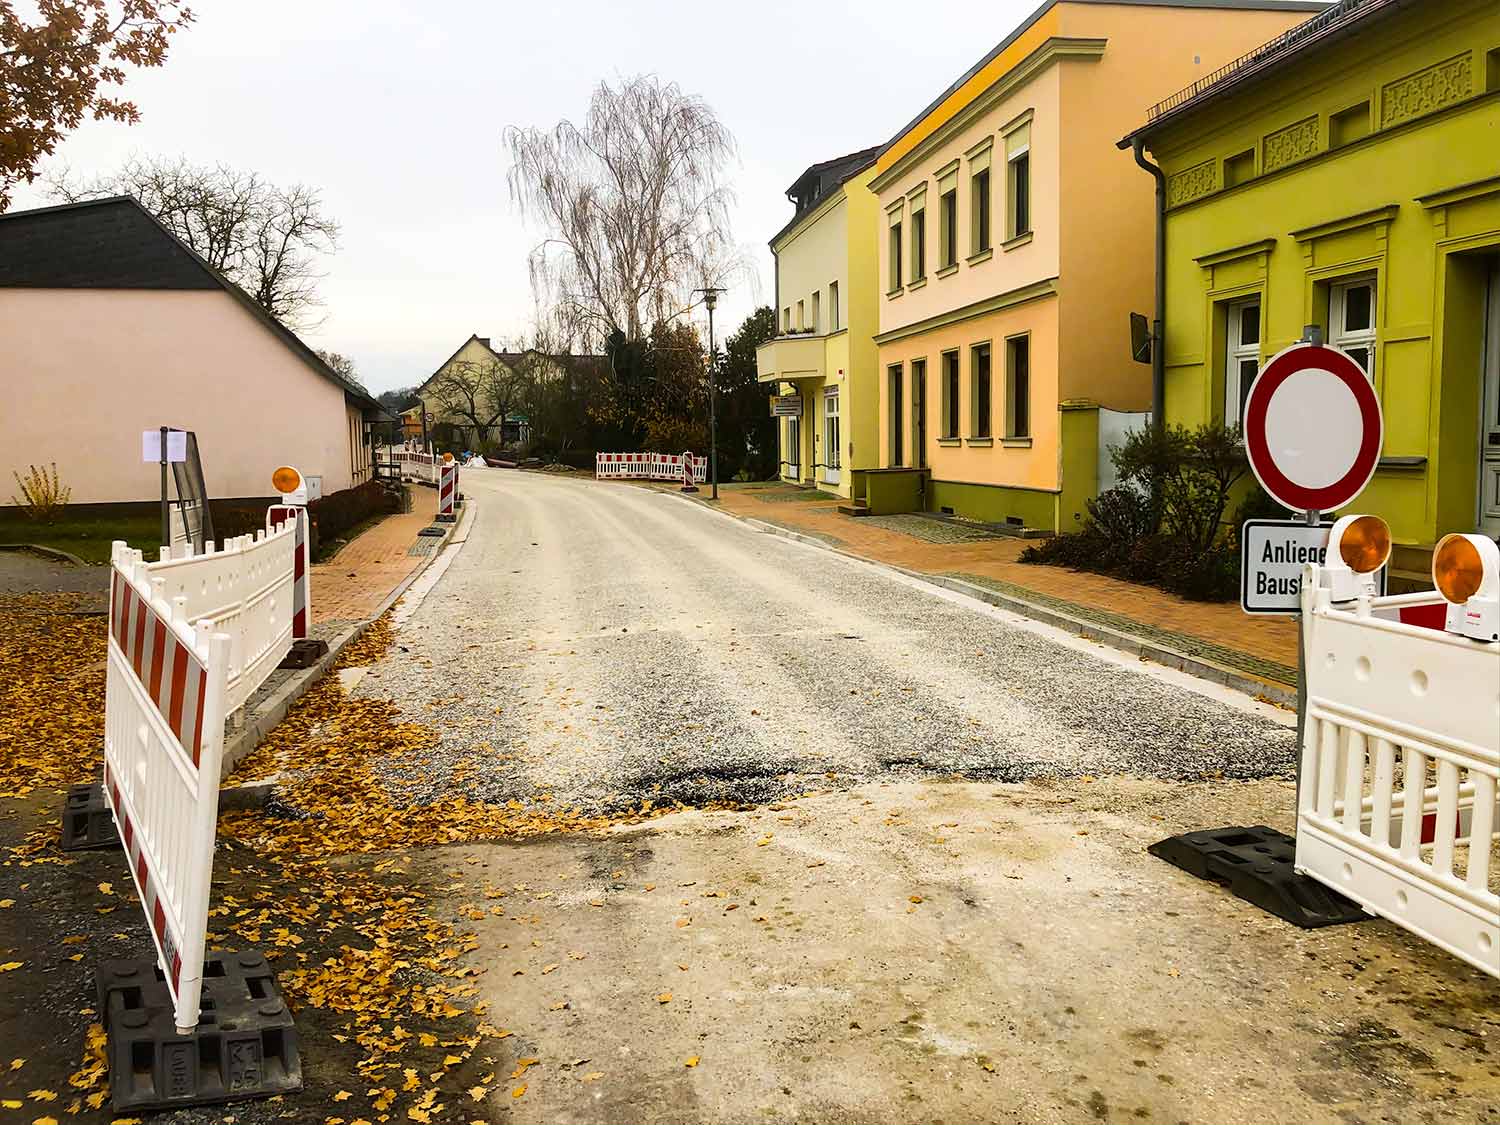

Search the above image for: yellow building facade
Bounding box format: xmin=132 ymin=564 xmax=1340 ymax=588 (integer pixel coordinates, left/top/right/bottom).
xmin=1124 ymin=0 xmax=1500 ymax=580
xmin=868 ymin=0 xmax=1324 ymax=529
xmin=757 ymin=149 xmax=881 ymax=499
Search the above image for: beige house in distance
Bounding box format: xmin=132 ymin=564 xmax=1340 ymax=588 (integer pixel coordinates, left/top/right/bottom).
xmin=0 ymin=197 xmax=382 ymax=504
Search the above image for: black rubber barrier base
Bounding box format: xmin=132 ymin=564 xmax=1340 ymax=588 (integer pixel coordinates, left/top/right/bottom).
xmin=98 ymin=950 xmax=302 ymax=1111
xmin=417 ymin=525 xmax=446 ymax=537
xmin=435 ymin=512 xmax=457 ymax=523
xmin=278 ymin=638 xmax=329 ymax=670
xmin=61 ymin=782 xmax=120 ymax=852
xmin=1148 ymin=825 xmax=1369 ymax=929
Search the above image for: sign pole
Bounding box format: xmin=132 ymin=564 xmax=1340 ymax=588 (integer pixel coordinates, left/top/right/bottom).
xmin=159 ymin=426 xmax=170 ymax=549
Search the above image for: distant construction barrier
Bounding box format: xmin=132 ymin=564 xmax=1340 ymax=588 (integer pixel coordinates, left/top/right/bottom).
xmin=1297 ymin=569 xmax=1498 ymax=978
xmin=392 ymin=443 xmax=440 ymax=485
xmin=596 ymin=451 xmax=707 ymax=483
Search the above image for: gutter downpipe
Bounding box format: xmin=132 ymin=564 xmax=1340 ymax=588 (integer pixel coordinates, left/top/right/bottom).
xmin=1132 ymin=136 xmax=1166 ymax=435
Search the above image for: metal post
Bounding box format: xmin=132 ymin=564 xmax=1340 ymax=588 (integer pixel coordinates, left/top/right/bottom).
xmin=1293 ymin=318 xmax=1325 ymax=816
xmin=708 ymin=299 xmax=719 ymax=501
xmin=159 ymin=426 xmax=170 ymax=548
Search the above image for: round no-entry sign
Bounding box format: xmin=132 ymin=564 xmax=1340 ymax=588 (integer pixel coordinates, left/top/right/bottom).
xmin=1243 ymin=343 xmax=1382 ymax=514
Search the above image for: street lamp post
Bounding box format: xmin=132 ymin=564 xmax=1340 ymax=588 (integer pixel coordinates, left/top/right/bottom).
xmin=695 ymin=286 xmax=726 ymax=500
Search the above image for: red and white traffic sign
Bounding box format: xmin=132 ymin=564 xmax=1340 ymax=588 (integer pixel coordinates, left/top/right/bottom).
xmin=1244 ymin=343 xmax=1382 ymax=514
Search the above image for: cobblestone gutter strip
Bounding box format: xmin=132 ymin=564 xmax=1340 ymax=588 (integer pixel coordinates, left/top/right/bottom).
xmin=731 ymin=512 xmax=1298 ymax=709
xmin=219 ymin=500 xmax=476 ymax=780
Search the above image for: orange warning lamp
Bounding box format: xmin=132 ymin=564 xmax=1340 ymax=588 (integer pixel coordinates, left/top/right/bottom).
xmin=1322 ymin=514 xmax=1391 ymax=601
xmin=1432 ymin=533 xmax=1499 ymax=642
xmin=442 ymin=452 xmax=454 ymax=464
xmin=272 ymin=465 xmax=308 ymax=505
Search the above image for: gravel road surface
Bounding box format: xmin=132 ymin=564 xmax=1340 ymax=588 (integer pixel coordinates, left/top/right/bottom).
xmin=359 ymin=471 xmax=1296 ymax=812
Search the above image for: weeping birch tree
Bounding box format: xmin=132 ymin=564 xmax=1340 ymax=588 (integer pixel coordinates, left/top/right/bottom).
xmin=504 ymin=75 xmax=742 ymax=346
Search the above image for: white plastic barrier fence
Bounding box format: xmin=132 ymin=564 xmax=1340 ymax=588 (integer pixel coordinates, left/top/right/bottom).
xmin=114 ymin=523 xmax=298 ymax=715
xmin=595 ymin=452 xmax=707 ymax=483
xmin=438 ymin=459 xmax=458 ymax=517
xmin=1296 ymin=567 xmax=1499 ymax=977
xmin=391 ymin=444 xmax=440 ymax=484
xmin=105 ymin=548 xmax=234 ymax=1032
xmin=266 ymin=505 xmax=312 ymax=639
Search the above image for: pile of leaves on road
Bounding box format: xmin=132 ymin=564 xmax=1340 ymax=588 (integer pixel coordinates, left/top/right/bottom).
xmin=0 ymin=599 xmax=687 ymax=1121
xmin=0 ymin=594 xmax=104 ymax=799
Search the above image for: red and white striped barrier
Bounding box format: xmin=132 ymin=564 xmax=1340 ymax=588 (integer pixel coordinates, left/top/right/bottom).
xmin=438 ymin=459 xmax=458 ymax=517
xmin=266 ymin=506 xmax=311 ymax=640
xmin=105 ymin=548 xmax=234 ymax=1033
xmin=116 ymin=521 xmax=299 ymax=714
xmin=1297 ymin=570 xmax=1498 ymax=978
xmin=595 ymin=452 xmax=707 ymax=483
xmin=393 ymin=444 xmax=440 ymax=485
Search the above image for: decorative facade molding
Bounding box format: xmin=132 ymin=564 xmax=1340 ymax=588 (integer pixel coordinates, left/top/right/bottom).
xmin=1380 ymin=53 xmax=1472 ymax=128
xmin=1263 ymin=116 xmax=1319 ymax=171
xmin=1167 ymin=159 xmax=1217 ymax=207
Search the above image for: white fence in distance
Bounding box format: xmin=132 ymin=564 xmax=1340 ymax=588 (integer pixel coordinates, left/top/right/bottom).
xmin=1296 ymin=567 xmax=1499 ymax=978
xmin=391 ymin=444 xmax=440 ymax=485
xmin=105 ymin=552 xmax=235 ymax=1032
xmin=114 ymin=522 xmax=298 ymax=714
xmin=596 ymin=452 xmax=706 ymax=483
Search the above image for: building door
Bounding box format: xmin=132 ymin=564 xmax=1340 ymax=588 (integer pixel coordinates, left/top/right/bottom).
xmin=1481 ymin=258 xmax=1500 ymax=537
xmin=786 ymin=414 xmax=801 ymax=481
xmin=822 ymin=389 xmax=841 ymax=486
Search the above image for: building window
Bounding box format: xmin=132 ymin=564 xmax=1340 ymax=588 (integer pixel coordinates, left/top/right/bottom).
xmin=811 ymin=290 xmax=820 ymax=334
xmin=1330 ymin=277 xmax=1376 ymax=375
xmin=911 ymin=358 xmax=927 ymax=469
xmin=828 ymin=281 xmax=839 ymax=331
xmin=1330 ymin=101 xmax=1370 ymax=147
xmin=972 ymin=343 xmax=992 ymax=438
xmin=782 ymin=307 xmax=790 ymax=333
xmin=972 ymin=168 xmax=991 ymax=254
xmin=910 ymin=206 xmax=926 ymax=282
xmin=1005 ymin=335 xmax=1031 ymax=439
xmin=939 ymin=187 xmax=957 ymax=269
xmin=796 ymin=299 xmax=804 ymax=331
xmin=1008 ymin=151 xmax=1030 ymax=239
xmin=889 ymin=222 xmax=903 ymax=292
xmin=1224 ymin=297 xmax=1261 ymax=425
xmin=888 ymin=364 xmax=904 ymax=465
xmin=942 ymin=350 xmax=960 ymax=439
xmin=1224 ymin=149 xmax=1255 ymax=188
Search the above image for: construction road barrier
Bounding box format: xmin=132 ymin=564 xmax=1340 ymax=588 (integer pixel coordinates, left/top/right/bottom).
xmin=105 ymin=548 xmax=235 ymax=1033
xmin=438 ymin=458 xmax=458 ymax=518
xmin=266 ymin=506 xmax=312 ymax=640
xmin=1296 ymin=566 xmax=1498 ymax=978
xmin=596 ymin=451 xmax=707 ymax=483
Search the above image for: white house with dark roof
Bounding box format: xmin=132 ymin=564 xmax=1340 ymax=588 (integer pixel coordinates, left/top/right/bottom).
xmin=0 ymin=196 xmax=384 ymax=505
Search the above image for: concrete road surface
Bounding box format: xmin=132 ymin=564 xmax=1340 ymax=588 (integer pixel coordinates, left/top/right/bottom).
xmin=347 ymin=470 xmax=1497 ymax=1125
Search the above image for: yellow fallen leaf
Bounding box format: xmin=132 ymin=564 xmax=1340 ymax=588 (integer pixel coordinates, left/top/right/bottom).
xmin=510 ymin=1058 xmax=538 ymax=1079
xmin=541 ymin=963 xmax=558 ymax=975
xmin=34 ymin=1117 xmax=59 ymax=1125
xmin=468 ymin=1086 xmax=487 ymax=1102
xmin=656 ymin=992 xmax=672 ymax=1004
xmin=0 ymin=899 xmax=13 ymax=908
xmin=0 ymin=1102 xmax=20 ymax=1111
xmin=8 ymin=1059 xmax=21 ymax=1070
xmin=0 ymin=962 xmax=22 ymax=972
xmin=580 ymin=1072 xmax=604 ymax=1083
xmin=908 ymin=895 xmax=924 ymax=904
xmin=418 ymin=1033 xmax=437 ymax=1047
xmin=511 ymin=1085 xmax=526 ymax=1099
xmin=27 ymin=1090 xmax=56 ymax=1102
xmin=406 ymin=1110 xmax=430 ymax=1124
xmin=96 ymin=883 xmax=113 ymax=896
xmin=684 ymin=1056 xmax=700 ymax=1068
xmin=332 ymin=1091 xmax=351 ymax=1102
xmin=442 ymin=1055 xmax=462 ymax=1067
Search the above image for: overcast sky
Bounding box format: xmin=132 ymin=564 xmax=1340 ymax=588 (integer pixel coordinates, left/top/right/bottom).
xmin=15 ymin=0 xmax=1055 ymax=394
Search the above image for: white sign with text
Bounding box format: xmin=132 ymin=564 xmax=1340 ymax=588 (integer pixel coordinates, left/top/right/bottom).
xmin=1240 ymin=519 xmax=1385 ymax=614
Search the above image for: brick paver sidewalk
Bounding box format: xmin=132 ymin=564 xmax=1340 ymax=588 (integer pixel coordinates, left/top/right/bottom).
xmin=313 ymin=485 xmax=440 ymax=624
xmin=703 ymin=484 xmax=1298 ymax=689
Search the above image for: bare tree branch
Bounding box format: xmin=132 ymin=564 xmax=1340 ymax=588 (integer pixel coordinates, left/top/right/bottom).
xmin=505 ymin=75 xmax=748 ymax=347
xmin=48 ymin=155 xmax=339 ymax=328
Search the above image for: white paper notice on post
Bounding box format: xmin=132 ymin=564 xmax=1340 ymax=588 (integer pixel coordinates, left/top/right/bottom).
xmin=142 ymin=429 xmax=188 ymax=463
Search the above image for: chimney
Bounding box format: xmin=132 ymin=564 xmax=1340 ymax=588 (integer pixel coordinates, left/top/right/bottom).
xmin=477 ymin=336 xmax=491 ymax=348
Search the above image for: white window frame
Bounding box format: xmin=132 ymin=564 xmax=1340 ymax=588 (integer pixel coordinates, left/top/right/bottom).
xmin=1225 ymin=297 xmax=1262 ymax=426
xmin=1330 ymin=276 xmax=1377 ymax=377
xmin=785 ymin=414 xmax=801 ymax=479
